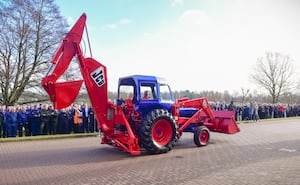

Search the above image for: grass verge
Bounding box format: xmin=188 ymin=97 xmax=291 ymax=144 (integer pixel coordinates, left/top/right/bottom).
xmin=237 ymin=116 xmax=300 ymax=124
xmin=0 ymin=132 xmax=99 ymax=143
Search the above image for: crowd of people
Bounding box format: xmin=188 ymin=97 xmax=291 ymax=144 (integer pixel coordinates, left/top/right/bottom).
xmin=0 ymin=103 xmax=96 ymax=138
xmin=210 ymin=101 xmax=300 ymax=122
xmin=1 ymin=100 xmax=300 ymax=138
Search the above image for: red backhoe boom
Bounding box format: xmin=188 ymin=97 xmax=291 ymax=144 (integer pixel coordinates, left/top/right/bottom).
xmin=42 ymin=13 xmax=141 ymax=155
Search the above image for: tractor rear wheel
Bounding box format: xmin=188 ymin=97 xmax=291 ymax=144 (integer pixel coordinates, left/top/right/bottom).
xmin=139 ymin=109 xmax=177 ymax=154
xmin=194 ymin=126 xmax=210 ymax=147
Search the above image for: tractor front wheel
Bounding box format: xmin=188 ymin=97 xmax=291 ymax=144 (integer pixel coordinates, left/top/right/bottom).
xmin=139 ymin=109 xmax=177 ymax=154
xmin=194 ymin=126 xmax=210 ymax=147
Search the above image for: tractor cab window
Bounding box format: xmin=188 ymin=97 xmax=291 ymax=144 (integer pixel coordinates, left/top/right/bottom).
xmin=160 ymin=84 xmax=172 ymax=102
xmin=140 ymin=82 xmax=157 ymax=100
xmin=119 ymin=85 xmax=135 ymax=101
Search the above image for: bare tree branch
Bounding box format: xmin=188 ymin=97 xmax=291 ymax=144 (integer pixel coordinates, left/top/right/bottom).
xmin=0 ymin=0 xmax=68 ymax=105
xmin=250 ymin=52 xmax=296 ymax=103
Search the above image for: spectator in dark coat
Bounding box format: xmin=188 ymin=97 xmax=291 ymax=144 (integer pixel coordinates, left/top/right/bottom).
xmin=88 ymin=106 xmax=95 ymax=133
xmin=29 ymin=105 xmax=41 ymax=136
xmin=0 ymin=107 xmax=4 ymax=138
xmin=81 ymin=103 xmax=89 ymax=133
xmin=242 ymin=105 xmax=250 ymax=120
xmin=57 ymin=108 xmax=70 ymax=134
xmin=49 ymin=105 xmax=58 ymax=135
xmin=17 ymin=106 xmax=28 ymax=137
xmin=67 ymin=106 xmax=75 ymax=133
xmin=25 ymin=105 xmax=32 ymax=136
xmin=40 ymin=104 xmax=51 ymax=135
xmin=5 ymin=106 xmax=18 ymax=137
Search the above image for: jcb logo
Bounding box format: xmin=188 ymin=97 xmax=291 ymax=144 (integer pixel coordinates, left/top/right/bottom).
xmin=91 ymin=67 xmax=105 ymax=87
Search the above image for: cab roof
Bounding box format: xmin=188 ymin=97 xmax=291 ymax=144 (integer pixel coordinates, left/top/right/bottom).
xmin=118 ymin=75 xmax=169 ymax=85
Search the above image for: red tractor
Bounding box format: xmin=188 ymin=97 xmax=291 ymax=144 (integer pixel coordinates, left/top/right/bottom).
xmin=42 ymin=13 xmax=240 ymax=155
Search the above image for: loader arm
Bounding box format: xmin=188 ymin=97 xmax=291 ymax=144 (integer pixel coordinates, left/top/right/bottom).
xmin=175 ymin=97 xmax=240 ymax=134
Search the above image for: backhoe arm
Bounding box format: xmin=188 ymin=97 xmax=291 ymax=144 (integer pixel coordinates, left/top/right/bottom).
xmin=41 ymin=13 xmax=109 ymax=134
xmin=41 ymin=13 xmax=87 ymax=109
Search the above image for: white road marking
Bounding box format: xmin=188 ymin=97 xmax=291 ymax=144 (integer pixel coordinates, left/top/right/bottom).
xmin=279 ymin=148 xmax=297 ymax=152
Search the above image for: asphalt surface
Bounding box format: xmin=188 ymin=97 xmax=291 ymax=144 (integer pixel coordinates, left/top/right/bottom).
xmin=0 ymin=119 xmax=299 ymax=185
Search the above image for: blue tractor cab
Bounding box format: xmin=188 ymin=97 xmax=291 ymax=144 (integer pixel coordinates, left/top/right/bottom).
xmin=118 ymin=75 xmax=175 ymax=117
xmin=117 ymin=75 xmax=201 ymax=134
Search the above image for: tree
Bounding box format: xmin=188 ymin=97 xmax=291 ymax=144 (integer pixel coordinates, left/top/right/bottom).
xmin=240 ymin=88 xmax=250 ymax=105
xmin=250 ymin=52 xmax=296 ymax=104
xmin=0 ymin=0 xmax=67 ymax=106
xmin=223 ymin=90 xmax=231 ymax=103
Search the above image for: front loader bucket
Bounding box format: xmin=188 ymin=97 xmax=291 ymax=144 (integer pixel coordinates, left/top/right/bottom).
xmin=201 ymin=110 xmax=240 ymax=134
xmin=210 ymin=111 xmax=240 ymax=134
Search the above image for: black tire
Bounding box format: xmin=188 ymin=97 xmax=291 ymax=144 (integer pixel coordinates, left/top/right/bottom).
xmin=193 ymin=126 xmax=210 ymax=147
xmin=175 ymin=131 xmax=182 ymax=143
xmin=139 ymin=109 xmax=177 ymax=154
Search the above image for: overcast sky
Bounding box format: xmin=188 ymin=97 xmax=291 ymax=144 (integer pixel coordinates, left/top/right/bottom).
xmin=55 ymin=0 xmax=300 ymax=94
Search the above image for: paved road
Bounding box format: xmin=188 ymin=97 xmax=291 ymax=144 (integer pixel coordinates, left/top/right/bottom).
xmin=0 ymin=119 xmax=299 ymax=185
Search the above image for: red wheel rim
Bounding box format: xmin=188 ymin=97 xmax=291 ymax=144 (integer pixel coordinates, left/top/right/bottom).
xmin=152 ymin=119 xmax=173 ymax=146
xmin=199 ymin=130 xmax=209 ymax=144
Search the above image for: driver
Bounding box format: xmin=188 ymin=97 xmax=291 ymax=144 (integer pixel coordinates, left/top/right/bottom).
xmin=143 ymin=90 xmax=149 ymax=100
